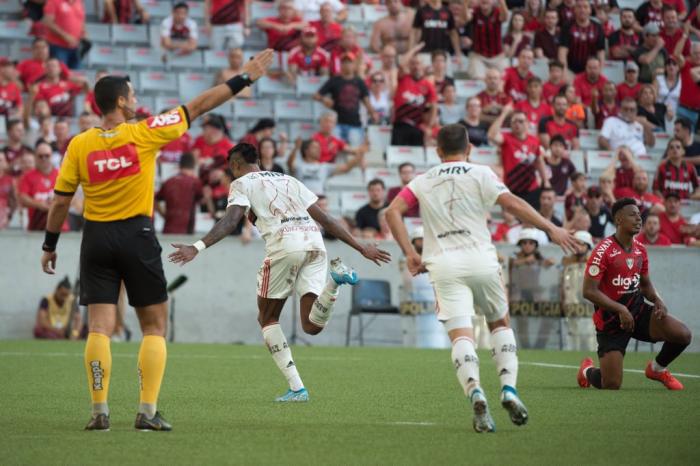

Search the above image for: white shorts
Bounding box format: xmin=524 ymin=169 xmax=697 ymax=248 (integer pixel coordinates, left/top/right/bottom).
xmin=433 ymin=270 xmax=509 ymax=325
xmin=257 ymin=250 xmax=327 ymax=300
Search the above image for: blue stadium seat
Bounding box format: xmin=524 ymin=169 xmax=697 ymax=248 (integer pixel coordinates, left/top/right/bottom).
xmin=233 ymin=99 xmax=273 ymax=121
xmin=0 ymin=20 xmax=30 ymax=40
xmin=257 ymin=75 xmax=295 ymax=97
xmin=139 ymin=70 xmax=178 ymax=94
xmin=167 ymin=51 xmax=204 ymax=69
xmin=85 ymin=23 xmax=111 ymax=43
xmin=178 ymin=72 xmax=214 ymax=102
xmin=112 ymin=24 xmax=149 ymax=45
xmin=296 ymin=75 xmax=323 ymax=98
xmin=203 ymin=50 xmax=229 ymax=70
xmin=386 ymin=146 xmax=425 ymax=168
xmin=274 ymin=99 xmax=313 ymax=121
xmin=345 ymin=279 xmax=400 ymax=346
xmin=88 ymin=46 xmax=125 ymax=67
xmin=126 ymin=47 xmax=165 ymax=68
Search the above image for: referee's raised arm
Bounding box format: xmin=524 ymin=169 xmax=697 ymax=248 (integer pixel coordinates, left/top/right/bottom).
xmin=184 ymin=49 xmax=274 ymax=122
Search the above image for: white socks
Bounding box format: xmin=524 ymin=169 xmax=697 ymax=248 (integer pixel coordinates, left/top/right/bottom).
xmin=651 ymin=360 xmax=666 ymax=373
xmin=308 ymin=281 xmax=339 ymax=328
xmin=491 ymin=327 xmax=519 ymax=389
xmin=451 ymin=336 xmax=481 ymax=398
xmin=262 ymin=323 xmax=304 ymax=392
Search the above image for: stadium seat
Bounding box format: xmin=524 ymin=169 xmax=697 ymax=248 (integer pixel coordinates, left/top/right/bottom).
xmin=635 ymin=153 xmax=659 ymax=174
xmin=88 ymin=46 xmax=126 ymax=68
xmin=386 ymin=146 xmax=425 ymax=168
xmin=70 ymin=69 xmax=97 ymax=86
xmin=578 ymin=129 xmax=600 ymax=150
xmin=139 ymin=70 xmax=178 ymax=94
xmin=154 ymin=95 xmax=182 ymax=113
xmin=531 ymin=58 xmax=549 ymax=81
xmin=274 ymin=99 xmax=314 ymax=121
xmin=0 ymin=0 xmax=19 ymax=15
xmin=603 ymin=61 xmax=624 ymax=85
xmin=142 ymin=0 xmax=171 ymax=21
xmin=425 ymin=146 xmax=440 ymax=166
xmin=233 ymin=99 xmax=273 ymax=121
xmin=356 ymin=29 xmax=371 ymax=51
xmin=340 ymin=190 xmax=369 ymax=216
xmin=257 ymin=75 xmax=295 ymax=97
xmin=167 ymin=51 xmax=204 ymax=69
xmin=178 ymin=72 xmax=214 ymax=102
xmin=250 ymin=1 xmax=276 ymax=21
xmin=364 ymin=167 xmax=399 ymax=188
xmin=651 ymin=132 xmax=672 ymax=152
xmin=288 ymin=121 xmax=316 ymax=140
xmin=203 ymin=50 xmax=229 ymax=70
xmin=137 ymin=95 xmax=156 ymax=113
xmin=312 ymin=100 xmax=329 ymax=120
xmin=569 ymin=150 xmax=586 ymax=174
xmin=0 ymin=20 xmax=30 ymax=40
xmin=362 ymin=4 xmax=388 ymax=22
xmin=586 ymin=150 xmax=615 ymax=176
xmin=326 ymin=169 xmax=365 ymax=191
xmin=367 ymin=125 xmax=391 ymax=159
xmin=126 ymin=47 xmax=165 ymax=68
xmin=9 ymin=41 xmax=33 ymax=61
xmin=296 ymin=75 xmax=323 ymax=97
xmin=85 ymin=23 xmax=111 ymax=43
xmin=185 ymin=0 xmax=205 ymax=19
xmin=346 ymin=4 xmax=364 ymax=22
xmin=345 ymin=279 xmax=400 ymax=346
xmin=112 ymin=24 xmax=149 ymax=45
xmin=470 ymin=147 xmax=499 ymax=166
xmin=454 ymin=79 xmax=486 ymax=101
xmin=325 ymin=191 xmax=342 ymax=215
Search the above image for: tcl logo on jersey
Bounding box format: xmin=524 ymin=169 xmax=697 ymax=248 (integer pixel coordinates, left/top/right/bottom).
xmin=147 ymin=111 xmax=182 ymax=129
xmin=612 ymin=273 xmax=640 ymax=289
xmin=87 ymin=144 xmax=140 ymax=183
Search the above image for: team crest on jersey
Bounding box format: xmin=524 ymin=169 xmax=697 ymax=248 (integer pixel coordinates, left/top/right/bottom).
xmin=588 ymin=265 xmax=600 ymax=277
xmin=147 ymin=111 xmax=182 ymax=129
xmin=625 ymin=258 xmax=634 ymax=269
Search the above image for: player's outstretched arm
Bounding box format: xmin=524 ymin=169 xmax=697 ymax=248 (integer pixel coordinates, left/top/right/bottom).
xmin=307 ymin=203 xmax=391 ymax=266
xmin=385 ymin=196 xmax=425 ymax=275
xmin=497 ymin=192 xmax=578 ymax=254
xmin=583 ymin=275 xmax=635 ymax=331
xmin=184 ymin=49 xmax=274 ymax=122
xmin=40 ymin=193 xmax=73 ymax=275
xmin=169 ymin=205 xmax=246 ymax=265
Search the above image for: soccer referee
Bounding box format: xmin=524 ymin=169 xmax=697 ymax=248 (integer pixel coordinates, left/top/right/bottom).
xmin=40 ymin=49 xmax=274 ymax=431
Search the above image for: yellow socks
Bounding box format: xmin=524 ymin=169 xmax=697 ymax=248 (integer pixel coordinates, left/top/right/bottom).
xmin=137 ymin=335 xmax=167 ymax=418
xmin=84 ymin=332 xmax=111 ymax=416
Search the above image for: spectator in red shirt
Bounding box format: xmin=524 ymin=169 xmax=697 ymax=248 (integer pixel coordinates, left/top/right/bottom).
xmin=477 ymin=67 xmax=510 ymax=125
xmin=542 ymin=60 xmax=565 ymax=104
xmin=654 ymin=137 xmax=700 ymax=199
xmin=614 ymin=170 xmax=663 ymax=213
xmin=103 ymin=0 xmax=149 ymax=24
xmin=0 ymin=59 xmax=23 ymax=119
xmin=310 ymin=1 xmax=343 ymax=51
xmin=592 ymin=80 xmax=619 ymax=129
xmin=658 ymin=192 xmax=696 ymax=244
xmin=16 ymin=38 xmax=71 ymax=89
xmin=465 ymin=0 xmax=509 ymax=80
xmin=534 ymin=9 xmax=561 ymax=60
xmin=155 ymin=153 xmax=203 ymax=234
xmin=539 ymin=95 xmax=580 ymax=150
xmin=558 ymin=0 xmax=606 ymax=73
xmin=617 ymin=61 xmax=642 ymax=101
xmin=0 ymin=152 xmax=16 ymax=229
xmin=675 ymin=42 xmax=700 ymax=133
xmin=2 ymin=119 xmax=32 ymax=177
xmin=515 ymin=77 xmax=553 ymax=133
xmin=386 ymin=162 xmax=419 ymax=218
xmin=204 ymin=0 xmax=248 ymax=50
xmin=636 ymin=212 xmax=672 ymax=246
xmin=313 ymin=111 xmax=364 ymax=163
xmin=239 ymin=118 xmax=276 ymax=150
xmin=565 ymin=171 xmax=588 ymax=220
xmin=257 ymin=0 xmax=306 ymax=52
xmin=573 ymin=56 xmax=607 ymax=107
xmin=30 ymin=58 xmax=88 ymax=117
xmin=287 ymin=26 xmax=330 ymax=82
xmin=192 ymin=114 xmax=234 ymax=165
xmin=660 ymin=7 xmax=689 ymax=57
xmin=503 ymin=48 xmax=535 ymax=103
xmin=488 ymin=104 xmax=551 ymax=209
xmin=42 ymin=0 xmax=85 ymax=69
xmin=160 ymin=2 xmax=199 ymax=56
xmin=18 ymin=141 xmax=59 ymax=231
xmin=160 ymin=131 xmax=193 ymax=164
xmin=608 ymin=8 xmax=641 ymax=61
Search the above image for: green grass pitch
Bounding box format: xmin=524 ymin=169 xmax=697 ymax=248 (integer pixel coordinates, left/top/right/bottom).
xmin=1 ymin=340 xmax=698 ymax=465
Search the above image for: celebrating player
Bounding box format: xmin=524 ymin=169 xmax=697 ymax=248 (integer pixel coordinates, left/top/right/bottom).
xmin=385 ymin=124 xmax=577 ymax=433
xmin=40 ymin=50 xmax=276 ymax=431
xmin=169 ymin=143 xmax=391 ymax=402
xmin=578 ymin=198 xmax=692 ymax=390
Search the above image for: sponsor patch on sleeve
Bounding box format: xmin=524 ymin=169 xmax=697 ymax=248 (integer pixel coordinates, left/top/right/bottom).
xmin=147 ymin=110 xmax=183 ymax=129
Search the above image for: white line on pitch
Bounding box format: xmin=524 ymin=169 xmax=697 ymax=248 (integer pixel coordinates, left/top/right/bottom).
xmin=0 ymin=351 xmax=362 ymax=362
xmin=385 ymin=421 xmax=436 ymax=426
xmin=521 ymin=361 xmax=700 ymax=379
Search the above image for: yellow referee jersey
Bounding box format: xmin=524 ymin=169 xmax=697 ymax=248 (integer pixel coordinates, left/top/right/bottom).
xmin=54 ymin=106 xmax=190 ymax=222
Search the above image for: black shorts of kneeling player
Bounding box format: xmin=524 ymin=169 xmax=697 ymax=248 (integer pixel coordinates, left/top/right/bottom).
xmin=596 ymin=301 xmax=658 ymax=358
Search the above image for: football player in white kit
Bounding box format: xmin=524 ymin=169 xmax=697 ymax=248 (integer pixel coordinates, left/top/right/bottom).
xmin=386 ymin=125 xmax=577 ymax=432
xmin=169 ymin=143 xmax=391 ymax=402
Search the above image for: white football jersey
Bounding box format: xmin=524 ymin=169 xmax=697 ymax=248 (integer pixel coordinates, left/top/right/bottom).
xmin=228 ymin=171 xmax=326 ymax=259
xmin=405 ymin=162 xmax=509 ymax=279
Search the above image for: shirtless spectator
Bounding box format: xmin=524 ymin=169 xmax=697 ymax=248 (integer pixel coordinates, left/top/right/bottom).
xmin=204 ymin=0 xmax=248 ymax=50
xmin=215 ymin=48 xmax=252 ymax=99
xmin=370 ymin=0 xmax=414 ymax=54
xmin=310 ymin=2 xmax=343 ymax=51
xmin=257 ymin=0 xmax=306 ymax=52
xmin=377 ymin=45 xmax=399 ymax=96
xmin=160 ymin=2 xmax=199 ymax=56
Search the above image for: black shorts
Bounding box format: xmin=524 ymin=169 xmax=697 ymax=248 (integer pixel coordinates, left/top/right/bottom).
xmin=80 ymin=216 xmax=167 ymax=307
xmin=391 ymin=122 xmax=424 ymax=146
xmin=596 ymin=302 xmax=657 ymax=357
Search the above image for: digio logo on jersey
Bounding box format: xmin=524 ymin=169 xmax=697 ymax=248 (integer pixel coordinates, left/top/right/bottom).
xmin=87 ymin=144 xmax=140 ymax=183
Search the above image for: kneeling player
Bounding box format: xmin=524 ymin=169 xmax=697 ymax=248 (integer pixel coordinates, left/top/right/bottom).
xmin=169 ymin=143 xmax=390 ymax=401
xmin=578 ymin=198 xmax=692 ymax=390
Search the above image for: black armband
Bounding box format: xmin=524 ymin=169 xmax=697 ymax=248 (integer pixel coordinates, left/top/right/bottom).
xmin=42 ymin=231 xmax=60 ymax=252
xmin=225 ymin=74 xmax=253 ymax=96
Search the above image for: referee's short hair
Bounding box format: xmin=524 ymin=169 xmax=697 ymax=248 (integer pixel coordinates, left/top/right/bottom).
xmin=611 ymin=197 xmax=638 ymax=219
xmin=437 ymin=124 xmax=469 ymax=156
xmin=94 ymin=75 xmax=131 ymax=115
xmin=228 ymin=142 xmax=259 ymax=164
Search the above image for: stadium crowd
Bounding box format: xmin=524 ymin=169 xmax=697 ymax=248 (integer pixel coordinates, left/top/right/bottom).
xmin=1 ymin=0 xmax=700 ymax=249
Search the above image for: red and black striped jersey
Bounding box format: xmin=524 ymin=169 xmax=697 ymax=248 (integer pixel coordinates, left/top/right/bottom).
xmin=560 ymin=21 xmax=605 ymax=73
xmin=469 ymin=6 xmax=503 ymax=57
xmin=392 ymin=74 xmax=437 ymax=128
xmin=210 ymin=0 xmax=244 ymax=25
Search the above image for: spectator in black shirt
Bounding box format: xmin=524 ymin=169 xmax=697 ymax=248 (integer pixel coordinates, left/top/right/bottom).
xmin=314 ymin=53 xmax=378 ymax=146
xmin=673 ymin=117 xmax=700 ymax=168
xmin=354 ymin=178 xmax=387 ymax=237
xmin=608 ymin=8 xmax=641 ymax=61
xmin=546 ymin=135 xmax=578 ymax=195
xmin=539 ymin=188 xmax=563 ymax=241
xmin=534 ymin=8 xmax=561 ymax=60
xmin=585 ymin=185 xmax=614 ymax=240
xmin=558 ymin=0 xmax=605 ymax=73
xmin=637 ymin=84 xmax=668 ymax=130
xmin=458 ymin=96 xmax=489 ymax=147
xmin=410 ymin=0 xmax=463 ymax=64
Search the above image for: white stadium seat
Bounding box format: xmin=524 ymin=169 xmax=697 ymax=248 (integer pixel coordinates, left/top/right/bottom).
xmin=454 ymin=80 xmax=486 ymax=101
xmin=233 ymin=99 xmax=273 ymax=121
xmin=296 ymin=75 xmax=324 ymax=97
xmin=586 ymin=150 xmax=615 ymax=175
xmin=362 ymin=4 xmax=387 ymax=22
xmin=425 ymin=146 xmax=440 ymax=166
xmin=142 ymin=0 xmax=172 ymax=20
xmin=274 ymin=99 xmax=314 ymax=121
xmin=154 ymin=96 xmax=182 ymax=113
xmin=288 ymin=121 xmax=316 ymax=140
xmin=203 ymin=50 xmax=229 ymax=70
xmin=603 ymin=61 xmax=624 ymax=85
xmin=386 ymin=146 xmax=425 ymax=168
xmin=340 ymin=191 xmax=369 ymax=215
xmin=578 ymin=129 xmax=600 ymax=150
xmin=470 ymin=147 xmax=499 ymax=166
xmin=112 ymin=24 xmax=149 ymax=45
xmin=139 ymin=70 xmax=178 ymax=94
xmin=178 ymin=72 xmax=214 ymax=102
xmin=9 ymin=42 xmax=33 ymax=61
xmin=326 ymin=169 xmax=365 ymax=191
xmin=250 ymin=1 xmax=276 ymax=21
xmin=167 ymin=51 xmax=203 ymax=69
xmin=652 ymin=132 xmax=672 ymax=152
xmin=569 ymin=150 xmax=586 ymax=174
xmin=126 ymin=47 xmax=165 ymax=68
xmin=0 ymin=20 xmax=30 ymax=40
xmin=257 ymin=76 xmax=295 ymax=97
xmin=364 ymin=167 xmax=399 ymax=188
xmin=85 ymin=23 xmax=111 ymax=43
xmin=88 ymin=46 xmax=125 ymax=68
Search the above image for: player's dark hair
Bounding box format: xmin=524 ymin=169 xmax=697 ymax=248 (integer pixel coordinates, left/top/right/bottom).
xmin=611 ymin=197 xmax=637 ymax=219
xmin=228 ymin=142 xmax=258 ymax=164
xmin=398 ymin=162 xmax=415 ymax=172
xmin=550 ymin=134 xmax=567 ymax=146
xmin=94 ymin=75 xmax=131 ymax=115
xmin=437 ymin=124 xmax=469 ymax=156
xmin=173 ymin=1 xmax=188 ymax=10
xmin=179 ymin=152 xmax=195 ymax=169
xmin=57 ymin=276 xmax=71 ymax=290
xmin=367 ymin=178 xmax=385 ymax=190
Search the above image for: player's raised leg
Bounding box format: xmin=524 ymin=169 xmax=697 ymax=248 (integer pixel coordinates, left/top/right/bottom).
xmin=304 ymin=256 xmax=358 ymax=333
xmin=134 ymin=302 xmax=171 ymax=430
xmin=84 ymin=304 xmax=116 ymax=431
xmin=646 ymin=314 xmax=692 ymax=390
